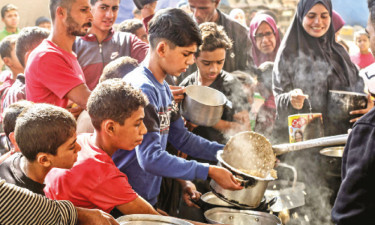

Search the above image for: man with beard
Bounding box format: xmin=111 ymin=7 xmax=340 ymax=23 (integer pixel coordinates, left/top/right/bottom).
xmin=177 ymin=0 xmax=254 ymax=83
xmin=74 ymin=0 xmax=148 ymax=90
xmin=25 ymin=0 xmax=92 ymax=112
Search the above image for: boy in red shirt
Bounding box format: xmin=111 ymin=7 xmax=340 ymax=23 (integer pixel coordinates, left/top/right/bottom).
xmin=45 ymin=79 xmax=158 ymax=217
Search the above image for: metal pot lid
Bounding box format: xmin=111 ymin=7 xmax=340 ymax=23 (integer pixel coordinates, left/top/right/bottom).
xmin=204 ymin=207 xmax=282 ymax=225
xmin=116 ymin=214 xmax=193 ymax=225
xmin=319 ymin=146 xmax=345 ymax=157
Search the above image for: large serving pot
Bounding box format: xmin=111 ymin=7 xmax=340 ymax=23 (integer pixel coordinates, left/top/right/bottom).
xmin=116 ymin=214 xmax=193 ymax=225
xmin=319 ymin=146 xmax=344 ymax=177
xmin=204 ymin=208 xmax=282 ymax=225
xmin=327 ymin=90 xmax=367 ymax=134
xmin=180 ymin=85 xmax=232 ymax=127
xmin=210 ymin=150 xmax=275 ymax=209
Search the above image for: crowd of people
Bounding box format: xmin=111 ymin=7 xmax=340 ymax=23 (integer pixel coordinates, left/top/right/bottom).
xmin=1 ymin=0 xmax=375 ymax=224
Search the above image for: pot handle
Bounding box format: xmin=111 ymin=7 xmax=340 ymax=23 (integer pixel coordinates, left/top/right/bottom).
xmin=278 ymin=163 xmax=297 ymax=189
xmin=234 ymin=175 xmax=256 ymax=188
xmin=225 ymin=100 xmax=232 ymax=109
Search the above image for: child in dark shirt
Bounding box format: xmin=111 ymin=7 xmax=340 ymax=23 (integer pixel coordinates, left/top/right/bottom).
xmin=180 ymin=22 xmax=251 ymax=144
xmin=0 ymin=100 xmax=33 ymax=163
xmin=0 ymin=103 xmax=80 ymax=195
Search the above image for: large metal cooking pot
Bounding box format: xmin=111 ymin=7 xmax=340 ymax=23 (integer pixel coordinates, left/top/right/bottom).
xmin=210 ymin=150 xmax=275 ymax=209
xmin=319 ymin=146 xmax=344 ymax=177
xmin=180 ymin=85 xmax=232 ymax=127
xmin=327 ymin=90 xmax=367 ymax=135
xmin=116 ymin=214 xmax=193 ymax=225
xmin=204 ymin=208 xmax=282 ymax=225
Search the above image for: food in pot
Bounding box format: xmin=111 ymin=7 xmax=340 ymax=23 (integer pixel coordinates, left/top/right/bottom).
xmin=223 ymin=131 xmax=276 ymax=178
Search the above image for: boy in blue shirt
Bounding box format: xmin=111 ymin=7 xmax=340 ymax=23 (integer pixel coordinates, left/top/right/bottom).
xmin=113 ymin=8 xmax=242 ymax=207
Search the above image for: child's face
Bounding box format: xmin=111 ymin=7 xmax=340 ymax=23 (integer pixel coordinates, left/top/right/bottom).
xmin=161 ymin=43 xmax=197 ymax=76
xmin=114 ymin=107 xmax=147 ymax=150
xmin=91 ymin=0 xmax=120 ymax=33
xmin=135 ymin=27 xmax=148 ymax=43
xmin=195 ymin=48 xmax=225 ymax=85
xmin=356 ymin=34 xmax=370 ymax=52
xmin=6 ymin=45 xmax=23 ymax=71
xmin=38 ymin=22 xmax=52 ymax=31
xmin=49 ymin=132 xmax=81 ymax=169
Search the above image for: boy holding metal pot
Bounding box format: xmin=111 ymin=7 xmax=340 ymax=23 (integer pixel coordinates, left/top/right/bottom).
xmin=180 ymin=22 xmax=251 ymax=144
xmin=112 ymin=8 xmax=242 ymax=209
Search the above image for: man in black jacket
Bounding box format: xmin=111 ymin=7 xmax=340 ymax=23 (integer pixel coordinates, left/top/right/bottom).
xmin=331 ymin=2 xmax=375 ymax=224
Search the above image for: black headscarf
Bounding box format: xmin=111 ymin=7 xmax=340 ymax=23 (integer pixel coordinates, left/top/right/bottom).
xmin=272 ymin=0 xmax=364 ymax=141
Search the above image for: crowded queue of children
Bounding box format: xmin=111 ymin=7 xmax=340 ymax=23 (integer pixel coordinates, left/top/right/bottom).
xmin=1 ymin=0 xmax=375 ymax=224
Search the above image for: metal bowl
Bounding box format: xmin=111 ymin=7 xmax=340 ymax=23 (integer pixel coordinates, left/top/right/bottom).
xmin=180 ymin=85 xmax=231 ymax=126
xmin=204 ymin=208 xmax=282 ymax=225
xmin=116 ymin=214 xmax=193 ymax=225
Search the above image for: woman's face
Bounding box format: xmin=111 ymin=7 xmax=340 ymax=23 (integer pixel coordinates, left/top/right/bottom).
xmin=255 ymin=22 xmax=276 ymax=54
xmin=302 ymin=3 xmax=331 ymax=38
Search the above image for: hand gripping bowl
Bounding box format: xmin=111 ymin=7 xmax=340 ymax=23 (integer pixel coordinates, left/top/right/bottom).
xmin=180 ymin=85 xmax=232 ymax=127
xmin=210 ymin=131 xmax=277 ymax=208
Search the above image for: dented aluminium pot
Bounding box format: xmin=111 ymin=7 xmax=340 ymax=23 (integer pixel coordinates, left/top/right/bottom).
xmin=180 ymin=85 xmax=232 ymax=127
xmin=210 ymin=150 xmax=275 ymax=209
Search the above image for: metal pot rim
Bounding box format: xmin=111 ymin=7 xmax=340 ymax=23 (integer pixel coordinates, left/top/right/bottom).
xmin=116 ymin=214 xmax=193 ymax=225
xmin=319 ymin=146 xmax=344 ymax=158
xmin=204 ymin=207 xmax=282 ymax=225
xmin=185 ymin=85 xmax=227 ymax=106
xmin=329 ymin=90 xmax=367 ymax=97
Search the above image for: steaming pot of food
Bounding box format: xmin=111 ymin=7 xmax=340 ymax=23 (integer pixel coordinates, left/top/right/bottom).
xmin=204 ymin=208 xmax=282 ymax=225
xmin=180 ymin=85 xmax=232 ymax=127
xmin=210 ymin=131 xmax=277 ymax=208
xmin=116 ymin=214 xmax=193 ymax=225
xmin=319 ymin=146 xmax=344 ymax=177
xmin=210 ymin=150 xmax=275 ymax=208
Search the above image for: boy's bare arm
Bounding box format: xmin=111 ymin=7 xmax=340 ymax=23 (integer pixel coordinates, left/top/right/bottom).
xmin=116 ymin=196 xmax=159 ymax=215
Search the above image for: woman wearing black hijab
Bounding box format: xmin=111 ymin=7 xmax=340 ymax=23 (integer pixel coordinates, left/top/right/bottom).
xmin=272 ymin=0 xmax=364 ymax=143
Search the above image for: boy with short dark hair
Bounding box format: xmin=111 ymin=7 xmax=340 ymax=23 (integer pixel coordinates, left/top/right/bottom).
xmin=99 ymin=56 xmax=139 ymax=83
xmin=113 ymin=8 xmax=242 ymax=207
xmin=180 ymin=22 xmax=251 ymax=144
xmin=118 ymin=19 xmax=148 ymax=43
xmin=0 ymin=4 xmax=19 ymax=41
xmin=45 ymin=79 xmax=158 ymax=216
xmin=0 ymin=103 xmax=81 ymax=195
xmin=0 ymin=100 xmax=33 ymax=162
xmin=0 ymin=34 xmax=23 ymax=125
xmin=2 ymin=27 xmax=50 ymax=112
xmin=0 ymin=34 xmax=23 ymax=77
